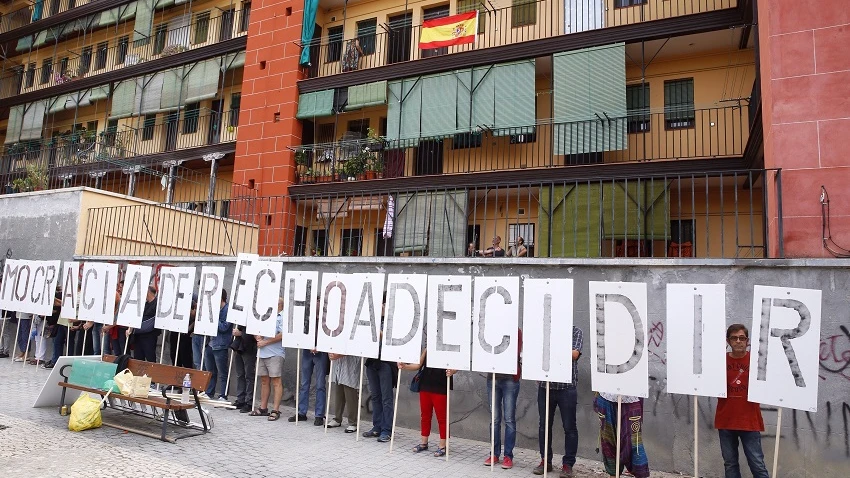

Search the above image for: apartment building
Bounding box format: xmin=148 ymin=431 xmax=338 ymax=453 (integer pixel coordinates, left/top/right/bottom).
xmin=2 ymin=0 xmax=847 ymax=259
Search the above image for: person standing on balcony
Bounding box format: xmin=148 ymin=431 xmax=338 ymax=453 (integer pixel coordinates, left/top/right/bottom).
xmin=484 ymin=328 xmax=523 ymax=469
xmin=715 ymin=324 xmax=770 ymax=478
xmin=480 ymin=236 xmax=506 ymax=257
xmin=341 ymin=38 xmax=365 ymax=73
xmin=507 ymin=236 xmax=528 ymax=258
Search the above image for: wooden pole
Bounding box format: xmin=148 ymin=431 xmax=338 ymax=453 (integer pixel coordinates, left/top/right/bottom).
xmin=36 ymin=318 xmax=46 ymax=367
xmin=356 ymin=357 xmax=364 ymax=441
xmin=173 ymin=333 xmax=181 ymax=366
xmin=11 ymin=321 xmax=20 ymax=362
xmin=80 ymin=326 xmax=87 ymax=357
xmin=159 ymin=332 xmax=167 ymax=364
xmin=0 ymin=312 xmax=7 ymax=356
xmin=325 ymin=360 xmax=334 ymax=433
xmin=615 ymin=395 xmax=622 ymax=478
xmin=100 ymin=331 xmax=106 ymax=357
xmin=544 ymin=382 xmax=550 ymax=478
xmin=224 ymin=348 xmax=234 ymax=398
xmin=389 ymin=368 xmax=401 ymax=453
xmin=199 ymin=336 xmax=207 ymax=371
xmin=772 ymin=407 xmax=782 ymax=478
xmin=123 ymin=328 xmax=129 ymax=355
xmin=491 ymin=373 xmax=496 ymax=472
xmin=694 ymin=395 xmax=699 ymax=478
xmin=446 ymin=375 xmax=451 ymax=462
xmin=295 ymin=350 xmax=301 ymax=426
xmin=67 ymin=324 xmax=71 ymax=356
xmin=251 ymin=352 xmax=260 ymax=412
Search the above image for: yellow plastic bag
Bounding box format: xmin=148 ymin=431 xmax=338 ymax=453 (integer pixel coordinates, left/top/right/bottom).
xmin=68 ymin=393 xmax=104 ymax=432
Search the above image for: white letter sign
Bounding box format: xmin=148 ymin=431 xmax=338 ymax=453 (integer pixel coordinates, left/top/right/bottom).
xmin=59 ymin=261 xmax=80 ymax=319
xmin=472 ymin=276 xmax=520 ymax=374
xmin=116 ymin=264 xmax=152 ymax=328
xmin=246 ymin=260 xmax=283 ymax=338
xmin=195 ymin=266 xmax=225 ymax=337
xmin=345 ymin=273 xmax=386 ymax=359
xmin=380 ymin=274 xmax=427 ymax=363
xmin=228 ymin=253 xmax=259 ymax=326
xmin=426 ymin=275 xmax=472 ymax=371
xmin=281 ymin=270 xmax=319 ymax=349
xmin=78 ymin=262 xmax=119 ymax=324
xmin=522 ymin=278 xmax=574 ymax=382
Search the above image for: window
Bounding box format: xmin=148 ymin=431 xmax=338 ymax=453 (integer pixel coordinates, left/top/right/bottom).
xmin=508 ymin=223 xmax=535 ymax=257
xmin=347 ymin=119 xmax=370 ymax=137
xmin=512 ymin=0 xmax=537 ymax=27
xmin=95 ymin=42 xmax=108 ymax=70
xmin=142 ymin=114 xmax=157 ymax=141
xmin=59 ymin=57 xmax=69 ymax=75
xmin=153 ymin=24 xmax=168 ymax=54
xmin=86 ymin=120 xmax=98 ymax=132
xmin=182 ymin=103 xmax=200 ymax=134
xmin=421 ymin=6 xmax=449 ymax=58
xmin=40 ymin=58 xmax=52 ymax=84
xmin=317 ymin=123 xmax=335 ymax=143
xmin=79 ymin=46 xmax=92 ymax=74
xmin=229 ymin=93 xmax=241 ymax=127
xmin=194 ymin=12 xmax=211 ymax=44
xmin=312 ymin=229 xmax=329 ymax=256
xmin=615 ymin=0 xmax=647 ymax=6
xmin=664 ymin=78 xmax=695 ymax=129
xmin=25 ymin=63 xmax=35 ymax=88
xmin=340 ymin=228 xmax=363 ymax=256
xmin=457 ymin=0 xmax=486 ymax=34
xmin=452 ymin=131 xmax=482 ymax=149
xmin=239 ymin=2 xmax=251 ymax=32
xmin=626 ymin=84 xmax=650 ymax=133
xmin=326 ymin=26 xmax=343 ymax=63
xmin=104 ymin=119 xmax=118 ymax=146
xmin=116 ymin=36 xmax=129 ymax=64
xmin=356 ymin=18 xmax=377 ymax=55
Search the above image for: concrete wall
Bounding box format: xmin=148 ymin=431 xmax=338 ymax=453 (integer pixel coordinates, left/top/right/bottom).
xmin=0 ymin=189 xmax=83 ymax=264
xmin=76 ymin=255 xmax=850 ymax=478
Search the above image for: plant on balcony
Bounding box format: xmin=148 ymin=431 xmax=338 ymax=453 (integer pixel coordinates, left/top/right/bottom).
xmin=298 ymin=168 xmax=318 ymax=184
xmin=159 ymin=44 xmax=188 ymax=57
xmin=11 ymin=178 xmax=30 ymax=192
xmin=54 ymin=72 xmax=77 ymax=84
xmin=365 ymin=127 xmax=385 ymax=151
xmin=365 ymin=155 xmax=383 ymax=180
xmin=26 ymin=163 xmax=49 ymax=190
xmin=342 ymin=150 xmax=369 ymax=180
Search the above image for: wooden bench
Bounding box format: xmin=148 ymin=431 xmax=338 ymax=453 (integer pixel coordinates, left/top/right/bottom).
xmin=58 ymin=354 xmax=212 ymax=442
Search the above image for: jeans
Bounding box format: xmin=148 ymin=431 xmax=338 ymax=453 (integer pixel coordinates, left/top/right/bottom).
xmin=16 ymin=317 xmax=32 ymax=354
xmin=537 ymin=385 xmax=579 ymax=466
xmin=205 ymin=348 xmax=230 ymax=398
xmin=234 ymin=347 xmax=257 ymax=405
xmin=1 ymin=316 xmax=16 ymax=353
xmin=718 ymin=430 xmax=770 ymax=478
xmin=192 ymin=334 xmax=206 ymax=370
xmin=132 ymin=333 xmax=157 ymax=362
xmin=366 ymin=360 xmax=394 ymax=435
xmin=91 ymin=323 xmax=103 ymax=355
xmin=51 ymin=325 xmax=76 ymax=363
xmin=298 ymin=349 xmax=328 ymax=417
xmin=487 ymin=376 xmax=520 ymax=459
xmin=110 ymin=329 xmax=127 ymax=357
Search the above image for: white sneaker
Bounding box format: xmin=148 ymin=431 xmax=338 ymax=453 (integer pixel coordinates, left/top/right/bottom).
xmin=345 ymin=425 xmax=357 ymax=433
xmin=327 ymin=419 xmax=342 ymax=428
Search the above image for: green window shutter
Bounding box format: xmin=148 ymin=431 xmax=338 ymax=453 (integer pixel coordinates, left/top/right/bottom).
xmin=119 ymin=1 xmax=138 ymax=21
xmin=493 ymin=60 xmax=535 ymax=135
xmin=393 ymin=192 xmax=433 ymax=255
xmin=134 ymin=0 xmax=155 ymax=41
xmin=110 ymin=80 xmax=137 ymax=119
xmin=48 ymin=94 xmax=72 ymax=114
xmin=295 ymin=90 xmax=335 ymax=119
xmin=420 ymin=72 xmax=458 ymax=138
xmin=538 ymin=184 xmax=602 ymax=258
xmin=400 ymin=79 xmax=422 ymax=141
xmin=20 ymin=101 xmax=46 ymax=141
xmin=386 ymin=81 xmax=402 ymax=141
xmin=553 ymin=44 xmax=627 ymax=154
xmin=601 ymin=180 xmax=670 ymax=240
xmin=4 ymin=105 xmax=24 ymax=144
xmin=345 ymin=80 xmax=387 ymax=111
xmin=223 ymin=51 xmax=245 ymax=71
xmin=471 ymin=66 xmax=495 ymax=130
xmin=185 ymin=59 xmax=221 ymax=103
xmin=139 ymin=73 xmax=164 ymax=114
xmin=158 ymin=68 xmax=184 ymax=112
xmin=89 ymin=85 xmax=110 ymax=102
xmin=33 ymin=31 xmax=48 ymax=48
xmin=155 ymin=0 xmax=176 ymax=8
xmin=429 ymin=190 xmax=468 ymax=257
xmin=455 ymin=69 xmax=473 ymax=133
xmin=16 ymin=35 xmax=33 ymax=52
xmin=98 ymin=7 xmax=120 ymax=26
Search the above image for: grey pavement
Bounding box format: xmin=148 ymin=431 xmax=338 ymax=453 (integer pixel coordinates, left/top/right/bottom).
xmin=0 ymin=358 xmax=684 ymax=478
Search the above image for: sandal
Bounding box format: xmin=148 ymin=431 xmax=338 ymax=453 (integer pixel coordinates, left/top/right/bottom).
xmin=248 ymin=408 xmax=269 ymax=416
xmin=268 ymin=410 xmax=281 ymax=421
xmin=433 ymin=447 xmax=446 ymax=457
xmin=412 ymin=443 xmax=429 ymax=453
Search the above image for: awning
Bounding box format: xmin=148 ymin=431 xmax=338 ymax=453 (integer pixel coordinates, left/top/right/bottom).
xmin=296 ymin=90 xmax=334 ymax=119
xmin=20 ymin=101 xmax=46 ymax=141
xmin=109 ymin=80 xmax=137 ymax=119
xmin=133 ymin=0 xmax=154 ymax=41
xmin=223 ymin=51 xmax=245 ymax=71
xmin=345 ymin=81 xmax=387 ymax=110
xmin=158 ymin=67 xmax=185 ymax=112
xmin=184 ymin=59 xmax=221 ymax=103
xmin=4 ymin=105 xmax=24 ymax=144
xmin=88 ymin=85 xmax=110 ymax=102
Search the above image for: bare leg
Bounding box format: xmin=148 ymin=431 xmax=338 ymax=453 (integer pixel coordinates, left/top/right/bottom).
xmin=260 ymin=376 xmax=271 ymax=410
xmin=271 ymin=377 xmax=283 ymax=411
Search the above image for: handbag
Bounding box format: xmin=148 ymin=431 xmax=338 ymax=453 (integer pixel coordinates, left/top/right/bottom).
xmin=114 ymin=368 xmax=152 ymax=398
xmin=409 ymin=367 xmax=424 ymax=393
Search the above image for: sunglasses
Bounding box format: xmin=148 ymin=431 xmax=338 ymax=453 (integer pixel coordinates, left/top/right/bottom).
xmin=728 ymin=336 xmax=749 ymax=342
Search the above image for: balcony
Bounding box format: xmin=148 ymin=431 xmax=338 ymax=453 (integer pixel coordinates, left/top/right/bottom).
xmin=293 ymin=106 xmax=747 ymax=184
xmin=0 ymin=7 xmax=247 ymax=98
xmin=0 ymin=0 xmax=96 ymax=35
xmin=304 ymin=0 xmax=737 ymax=79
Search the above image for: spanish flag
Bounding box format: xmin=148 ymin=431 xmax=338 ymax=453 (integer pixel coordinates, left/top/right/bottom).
xmin=418 ymin=11 xmax=478 ymax=50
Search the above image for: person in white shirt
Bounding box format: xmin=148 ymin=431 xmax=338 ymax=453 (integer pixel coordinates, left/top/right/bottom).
xmin=250 ymin=298 xmax=286 ymax=421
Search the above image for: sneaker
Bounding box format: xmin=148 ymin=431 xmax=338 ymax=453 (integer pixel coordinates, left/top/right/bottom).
xmin=41 ymin=361 xmax=54 ymax=369
xmin=484 ymin=456 xmax=500 ymax=466
xmin=345 ymin=425 xmax=357 ymax=433
xmin=288 ymin=414 xmax=308 ymax=422
xmin=12 ymin=356 xmax=23 ymax=362
xmin=0 ymin=352 xmax=9 ymax=358
xmin=377 ymin=433 xmax=391 ymax=443
xmin=362 ymin=428 xmax=381 ymax=438
xmin=239 ymin=405 xmax=252 ymax=413
xmin=502 ymin=457 xmax=514 ymax=469
xmin=327 ymin=419 xmax=341 ymax=428
xmin=313 ymin=417 xmax=324 ymax=426
xmin=198 ymin=392 xmax=210 ymax=399
xmin=559 ymin=465 xmax=573 ymax=478
xmin=533 ymin=461 xmax=553 ymax=475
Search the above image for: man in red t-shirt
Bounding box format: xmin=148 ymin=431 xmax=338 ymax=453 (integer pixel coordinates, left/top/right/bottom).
xmin=714 ymin=324 xmax=770 ymax=478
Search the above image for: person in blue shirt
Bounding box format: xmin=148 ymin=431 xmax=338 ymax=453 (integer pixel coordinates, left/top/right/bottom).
xmin=250 ymin=297 xmax=286 ymax=421
xmin=203 ymin=289 xmax=232 ymax=399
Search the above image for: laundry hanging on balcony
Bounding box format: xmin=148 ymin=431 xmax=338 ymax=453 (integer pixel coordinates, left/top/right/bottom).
xmin=383 ymin=196 xmax=395 ymax=239
xmin=299 ymin=0 xmax=319 ymax=65
xmin=418 ymin=11 xmax=477 ymax=49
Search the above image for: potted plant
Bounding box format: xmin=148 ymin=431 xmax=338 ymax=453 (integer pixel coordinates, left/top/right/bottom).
xmin=299 ymin=168 xmax=317 ymax=184
xmin=294 ymin=148 xmax=309 ymax=175
xmin=26 ymin=163 xmax=49 ymax=190
xmin=11 ymin=178 xmax=30 ymax=192
xmin=343 ymin=149 xmax=369 ymax=180
xmin=365 ymin=155 xmax=383 ymax=180
xmin=365 ymin=127 xmax=385 ymax=151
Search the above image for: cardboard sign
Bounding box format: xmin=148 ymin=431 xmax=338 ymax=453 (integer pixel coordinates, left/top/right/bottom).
xmin=246 ymin=260 xmax=284 ymax=338
xmin=115 ymin=264 xmax=152 ymax=328
xmin=77 ymin=262 xmax=119 ymax=325
xmin=194 ymin=266 xmax=225 ymax=337
xmin=471 ymin=276 xmax=520 ymax=374
xmin=748 ymin=285 xmax=822 ymax=412
xmin=0 ymin=259 xmax=60 ymax=315
xmin=228 ymin=253 xmax=260 ymax=326
xmin=522 ymin=278 xmax=574 ymax=383
xmin=666 ymin=284 xmax=727 ymax=397
xmin=59 ymin=261 xmax=80 ymax=320
xmin=426 ymin=275 xmax=472 ymax=371
xmin=155 ymin=267 xmax=196 ymax=333
xmin=344 ymin=273 xmax=386 ymax=359
xmin=281 ymin=270 xmax=320 ymax=349
xmin=589 ymin=281 xmax=649 ymax=398
xmin=380 ymin=274 xmax=427 ymax=364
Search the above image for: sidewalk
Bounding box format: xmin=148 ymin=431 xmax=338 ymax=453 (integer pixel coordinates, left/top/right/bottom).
xmin=0 ymin=359 xmax=683 ymax=477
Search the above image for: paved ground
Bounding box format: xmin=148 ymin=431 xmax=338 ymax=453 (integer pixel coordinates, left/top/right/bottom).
xmin=0 ymin=359 xmax=684 ymax=478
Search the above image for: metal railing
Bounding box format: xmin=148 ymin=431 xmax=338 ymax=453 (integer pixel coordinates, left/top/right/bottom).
xmin=82 ymin=168 xmax=777 ymax=258
xmin=1 ymin=7 xmax=248 ymax=98
xmin=305 ymin=0 xmax=738 ymax=78
xmin=295 ymin=106 xmax=748 ymax=183
xmin=0 ymin=0 xmax=96 ymax=34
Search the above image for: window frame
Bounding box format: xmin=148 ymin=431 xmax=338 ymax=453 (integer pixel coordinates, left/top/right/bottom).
xmin=326 ymin=25 xmax=344 ymax=63
xmin=116 ymin=36 xmax=129 ymax=65
xmin=194 ymin=11 xmax=211 ymax=45
xmin=142 ymin=114 xmax=157 ymax=141
xmin=182 ymin=102 xmax=201 ymax=134
xmin=626 ymin=83 xmax=651 ymax=133
xmin=239 ymin=1 xmax=251 ymax=32
xmin=614 ymin=0 xmax=647 ymax=7
xmin=153 ymin=24 xmax=168 ymax=54
xmin=511 ymin=0 xmax=537 ymax=28
xmin=79 ymin=46 xmax=93 ymax=75
xmin=356 ymin=18 xmax=378 ymax=55
xmin=663 ymin=78 xmax=695 ymax=130
xmin=229 ymin=93 xmax=241 ymax=127
xmin=95 ymin=41 xmax=108 ymax=70
xmin=40 ymin=58 xmax=53 ymax=85
xmin=457 ymin=0 xmax=487 ymax=34
xmin=25 ymin=63 xmax=36 ymax=88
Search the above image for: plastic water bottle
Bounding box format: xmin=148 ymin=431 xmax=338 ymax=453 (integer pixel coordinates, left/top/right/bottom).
xmin=182 ymin=374 xmax=191 ymax=404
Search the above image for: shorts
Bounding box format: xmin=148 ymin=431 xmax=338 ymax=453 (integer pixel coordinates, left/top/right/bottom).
xmin=258 ymin=356 xmax=285 ymax=377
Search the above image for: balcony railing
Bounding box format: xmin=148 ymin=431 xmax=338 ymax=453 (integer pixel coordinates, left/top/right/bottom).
xmin=0 ymin=0 xmax=95 ymax=34
xmin=294 ymin=106 xmax=747 ymax=183
xmin=305 ymin=0 xmax=737 ymax=79
xmin=1 ymin=7 xmax=247 ymax=98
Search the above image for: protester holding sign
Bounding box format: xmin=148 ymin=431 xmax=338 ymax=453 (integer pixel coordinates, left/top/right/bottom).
xmin=290 ymin=348 xmax=329 ymax=425
xmin=402 ymin=347 xmax=456 ymax=458
xmin=327 ymin=353 xmax=360 ymax=432
xmin=715 ymin=324 xmax=770 ymax=478
xmin=252 ymin=298 xmax=286 ymax=421
xmin=127 ymin=286 xmax=159 ymax=362
xmin=363 ymin=292 xmax=397 ymax=442
xmin=594 ymin=392 xmax=650 ymax=478
xmin=204 ymin=289 xmax=232 ymax=399
xmin=485 ymin=328 xmax=523 ymax=469
xmin=231 ymin=324 xmax=257 ymax=412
